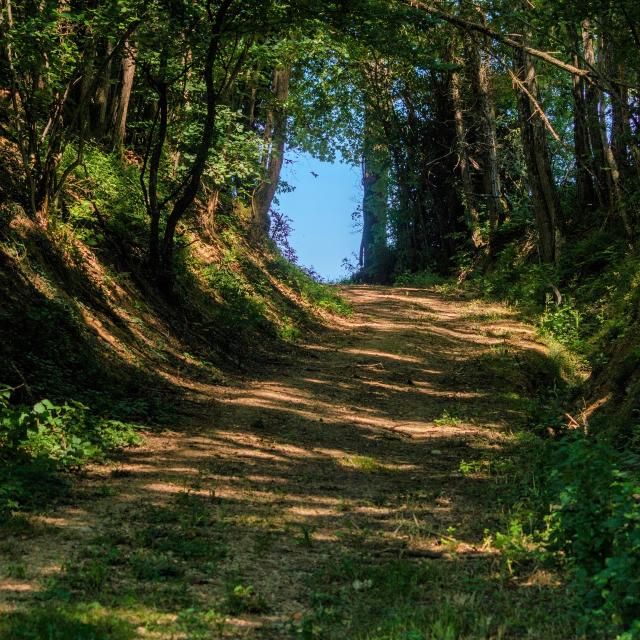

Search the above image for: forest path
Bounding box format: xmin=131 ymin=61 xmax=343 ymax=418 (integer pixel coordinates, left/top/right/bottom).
xmin=0 ymin=286 xmax=571 ymax=638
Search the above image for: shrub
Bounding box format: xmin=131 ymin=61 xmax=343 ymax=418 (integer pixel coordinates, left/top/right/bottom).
xmin=539 ymin=299 xmax=585 ymax=352
xmin=0 ymin=386 xmax=141 ymax=515
xmin=542 ymin=434 xmax=640 ymax=636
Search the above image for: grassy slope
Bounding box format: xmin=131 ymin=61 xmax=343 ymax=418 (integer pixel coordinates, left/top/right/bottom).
xmin=0 ymin=146 xmax=349 ymax=524
xmin=0 ymin=146 xmax=348 ymax=408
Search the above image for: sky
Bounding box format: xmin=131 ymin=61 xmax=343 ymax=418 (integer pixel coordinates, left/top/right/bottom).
xmin=276 ymin=152 xmax=362 ymax=282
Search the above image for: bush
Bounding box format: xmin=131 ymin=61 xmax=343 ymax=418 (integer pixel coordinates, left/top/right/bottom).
xmin=539 ymin=299 xmax=585 ymax=352
xmin=394 ymin=270 xmax=446 ymax=288
xmin=0 ymin=386 xmax=140 ymax=515
xmin=542 ymin=434 xmax=640 ymax=637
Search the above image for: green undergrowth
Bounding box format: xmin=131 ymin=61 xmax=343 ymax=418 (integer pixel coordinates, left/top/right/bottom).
xmin=453 ymin=233 xmax=640 ymax=637
xmin=482 ymin=431 xmax=640 ymax=639
xmin=540 ymin=436 xmax=640 ymax=637
xmin=0 ymin=145 xmax=349 ymax=399
xmin=392 ymin=265 xmax=640 ymax=638
xmin=293 ymin=554 xmax=576 ymax=639
xmin=182 ymin=235 xmax=351 ymax=347
xmin=394 ymin=270 xmax=448 ymax=288
xmin=0 ymin=385 xmax=141 ymax=517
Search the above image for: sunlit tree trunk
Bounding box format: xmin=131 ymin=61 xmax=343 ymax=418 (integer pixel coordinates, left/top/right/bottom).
xmin=113 ymin=38 xmax=136 ymax=150
xmin=253 ymin=65 xmax=290 ymax=239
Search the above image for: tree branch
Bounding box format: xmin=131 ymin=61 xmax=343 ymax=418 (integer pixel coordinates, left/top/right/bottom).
xmin=402 ymin=0 xmax=590 ymax=78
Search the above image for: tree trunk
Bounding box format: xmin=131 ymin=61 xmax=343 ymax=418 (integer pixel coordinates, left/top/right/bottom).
xmin=465 ymin=30 xmax=504 ymax=253
xmin=112 ymin=38 xmax=136 ymax=150
xmin=359 ymin=112 xmax=388 ymax=276
xmin=158 ymin=1 xmax=236 ymax=288
xmin=450 ymin=59 xmax=482 ymax=249
xmin=582 ymin=19 xmax=612 ymax=213
xmin=571 ymin=52 xmax=596 ymax=212
xmin=253 ymin=64 xmax=291 ymax=238
xmin=600 ymin=32 xmax=633 ymax=240
xmin=95 ymin=41 xmax=113 ymax=135
xmin=514 ymin=50 xmax=561 ymax=263
xmin=146 ymin=74 xmax=168 ymax=273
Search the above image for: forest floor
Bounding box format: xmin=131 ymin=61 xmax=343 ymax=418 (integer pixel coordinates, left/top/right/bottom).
xmin=0 ymin=286 xmax=577 ymax=639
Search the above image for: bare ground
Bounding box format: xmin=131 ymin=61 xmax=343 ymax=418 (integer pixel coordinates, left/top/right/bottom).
xmin=0 ymin=286 xmax=572 ymax=638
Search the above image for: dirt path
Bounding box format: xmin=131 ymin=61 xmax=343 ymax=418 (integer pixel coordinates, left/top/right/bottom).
xmin=0 ymin=286 xmax=572 ymax=639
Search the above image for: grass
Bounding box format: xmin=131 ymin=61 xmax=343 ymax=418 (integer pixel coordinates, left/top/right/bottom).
xmin=340 ymin=455 xmax=386 ymax=472
xmin=0 ymin=488 xmax=233 ymax=639
xmin=394 ymin=270 xmax=448 ymax=288
xmin=433 ymin=410 xmax=464 ymax=427
xmin=293 ymin=555 xmax=576 ymax=639
xmin=0 ymin=604 xmax=136 ymax=640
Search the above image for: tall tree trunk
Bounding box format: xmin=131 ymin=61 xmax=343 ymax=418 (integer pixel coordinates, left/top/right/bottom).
xmin=514 ymin=50 xmax=562 ymax=263
xmin=600 ymin=31 xmax=634 ymax=240
xmin=571 ymin=51 xmax=596 ymax=212
xmin=112 ymin=38 xmax=136 ymax=150
xmin=359 ymin=110 xmax=388 ymax=277
xmin=582 ymin=19 xmax=612 ymax=212
xmin=95 ymin=41 xmax=113 ymax=135
xmin=450 ymin=59 xmax=482 ymax=249
xmin=465 ymin=30 xmax=504 ymax=253
xmin=143 ymin=51 xmax=169 ymax=273
xmin=158 ymin=0 xmax=237 ymax=288
xmin=610 ymin=80 xmax=631 ymax=180
xmin=253 ymin=64 xmax=290 ymax=238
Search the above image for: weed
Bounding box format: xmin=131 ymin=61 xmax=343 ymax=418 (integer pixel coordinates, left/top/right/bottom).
xmin=64 ymin=558 xmax=110 ymax=595
xmin=5 ymin=563 xmax=27 ymax=579
xmin=224 ymin=583 xmax=269 ymax=615
xmin=174 ymin=608 xmax=227 ymax=638
xmin=340 ymin=455 xmax=384 ymax=472
xmin=433 ymin=410 xmax=464 ymax=427
xmin=129 ymin=550 xmax=183 ymax=582
xmin=0 ymin=389 xmax=141 ymax=515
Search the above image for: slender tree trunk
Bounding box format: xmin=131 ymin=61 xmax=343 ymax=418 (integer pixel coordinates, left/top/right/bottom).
xmin=610 ymin=82 xmax=630 ymax=179
xmin=465 ymin=30 xmax=504 ymax=253
xmin=571 ymin=51 xmax=596 ymax=212
xmin=113 ymin=38 xmax=136 ymax=150
xmin=147 ymin=75 xmax=168 ymax=272
xmin=253 ymin=64 xmax=290 ymax=238
xmin=600 ymin=32 xmax=633 ymax=240
xmin=158 ymin=2 xmax=236 ymax=287
xmin=95 ymin=41 xmax=113 ymax=134
xmin=359 ymin=112 xmax=388 ymax=276
xmin=450 ymin=60 xmax=482 ymax=249
xmin=514 ymin=50 xmax=562 ymax=263
xmin=582 ymin=19 xmax=612 ymax=212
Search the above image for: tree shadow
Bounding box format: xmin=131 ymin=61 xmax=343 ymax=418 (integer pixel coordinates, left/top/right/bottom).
xmin=0 ymin=285 xmax=576 ymax=637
